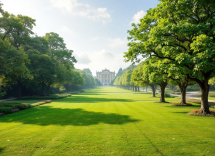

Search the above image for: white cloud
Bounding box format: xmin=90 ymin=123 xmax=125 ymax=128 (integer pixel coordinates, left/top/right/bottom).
xmin=74 ymin=54 xmax=91 ymax=64
xmin=131 ymin=10 xmax=146 ymax=24
xmin=50 ymin=0 xmax=111 ymax=23
xmin=101 ymin=50 xmax=115 ymax=59
xmin=108 ymin=38 xmax=127 ymax=48
xmin=60 ymin=25 xmax=73 ymax=34
xmin=91 ymin=37 xmax=99 ymax=41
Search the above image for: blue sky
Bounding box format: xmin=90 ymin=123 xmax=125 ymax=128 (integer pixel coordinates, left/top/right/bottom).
xmin=1 ymin=0 xmax=159 ymax=76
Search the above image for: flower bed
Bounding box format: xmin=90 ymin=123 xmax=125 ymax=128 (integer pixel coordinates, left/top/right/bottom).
xmin=12 ymin=108 xmax=20 ymax=112
xmin=187 ymin=110 xmax=215 ymax=117
xmin=187 ymin=99 xmax=201 ymax=104
xmin=187 ymin=99 xmax=215 ymax=105
xmin=0 ymin=112 xmax=4 ymax=116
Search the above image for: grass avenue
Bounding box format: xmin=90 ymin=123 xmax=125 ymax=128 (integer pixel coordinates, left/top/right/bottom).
xmin=0 ymin=87 xmax=215 ymax=155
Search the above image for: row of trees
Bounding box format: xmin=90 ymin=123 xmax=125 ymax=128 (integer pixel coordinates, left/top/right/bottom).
xmin=114 ymin=69 xmax=140 ymax=92
xmin=0 ymin=2 xmax=98 ymax=98
xmin=114 ymin=58 xmax=196 ymax=104
xmin=123 ymin=0 xmax=215 ymax=114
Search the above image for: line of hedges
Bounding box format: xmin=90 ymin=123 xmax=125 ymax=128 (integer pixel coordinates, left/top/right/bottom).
xmin=0 ymin=100 xmax=52 ymax=116
xmin=18 ymin=94 xmax=71 ymax=100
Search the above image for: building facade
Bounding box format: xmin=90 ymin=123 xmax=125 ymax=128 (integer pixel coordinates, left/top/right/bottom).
xmin=96 ymin=69 xmax=115 ymax=86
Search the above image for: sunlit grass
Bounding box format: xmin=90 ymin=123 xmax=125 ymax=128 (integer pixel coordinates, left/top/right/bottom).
xmin=0 ymin=87 xmax=214 ymax=155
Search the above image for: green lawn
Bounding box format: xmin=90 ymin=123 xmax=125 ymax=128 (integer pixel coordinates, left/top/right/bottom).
xmin=0 ymin=87 xmax=215 ymax=156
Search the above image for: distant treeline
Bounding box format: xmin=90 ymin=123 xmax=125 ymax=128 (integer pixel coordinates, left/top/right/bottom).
xmin=0 ymin=2 xmax=101 ymax=98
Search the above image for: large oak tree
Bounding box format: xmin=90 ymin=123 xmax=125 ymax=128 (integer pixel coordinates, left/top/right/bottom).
xmin=124 ymin=0 xmax=215 ymax=114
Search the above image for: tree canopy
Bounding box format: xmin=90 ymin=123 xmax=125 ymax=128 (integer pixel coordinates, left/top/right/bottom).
xmin=0 ymin=2 xmax=97 ymax=98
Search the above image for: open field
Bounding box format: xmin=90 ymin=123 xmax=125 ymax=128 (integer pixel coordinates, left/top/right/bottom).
xmin=0 ymin=87 xmax=215 ymax=155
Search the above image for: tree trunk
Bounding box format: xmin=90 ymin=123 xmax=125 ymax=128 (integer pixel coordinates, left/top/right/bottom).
xmin=146 ymin=86 xmax=147 ymax=92
xmin=57 ymin=87 xmax=60 ymax=94
xmin=159 ymin=81 xmax=167 ymax=103
xmin=150 ymin=84 xmax=156 ymax=97
xmin=198 ymin=79 xmax=210 ymax=114
xmin=17 ymin=81 xmax=22 ymax=97
xmin=47 ymin=84 xmax=51 ymax=96
xmin=135 ymin=86 xmax=137 ymax=92
xmin=133 ymin=86 xmax=134 ymax=91
xmin=138 ymin=86 xmax=140 ymax=92
xmin=41 ymin=82 xmax=45 ymax=96
xmin=65 ymin=84 xmax=69 ymax=93
xmin=178 ymin=84 xmax=187 ymax=104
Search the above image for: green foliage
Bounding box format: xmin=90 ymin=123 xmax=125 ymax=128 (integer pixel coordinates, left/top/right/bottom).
xmin=164 ymin=93 xmax=173 ymax=98
xmin=83 ymin=68 xmax=93 ymax=76
xmin=0 ymin=103 xmax=30 ymax=110
xmin=18 ymin=94 xmax=69 ymax=100
xmin=0 ymin=38 xmax=29 ymax=77
xmin=0 ymin=101 xmax=21 ymax=105
xmin=0 ymin=107 xmax=12 ymax=114
xmin=209 ymin=77 xmax=215 ymax=86
xmin=115 ymin=68 xmax=123 ymax=78
xmin=124 ymin=0 xmax=215 ymax=113
xmin=80 ymin=70 xmax=97 ymax=88
xmin=95 ymin=79 xmax=102 ymax=86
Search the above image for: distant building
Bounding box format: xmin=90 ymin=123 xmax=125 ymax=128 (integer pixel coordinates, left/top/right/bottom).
xmin=96 ymin=69 xmax=115 ymax=86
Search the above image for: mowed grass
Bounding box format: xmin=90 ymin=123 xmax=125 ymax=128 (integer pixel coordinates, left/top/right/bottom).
xmin=0 ymin=87 xmax=215 ymax=156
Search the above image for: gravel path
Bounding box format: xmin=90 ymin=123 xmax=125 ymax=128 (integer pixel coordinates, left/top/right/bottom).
xmin=0 ymin=98 xmax=17 ymax=102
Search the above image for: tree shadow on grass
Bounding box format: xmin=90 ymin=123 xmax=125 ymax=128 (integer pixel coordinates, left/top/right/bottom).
xmin=165 ymin=105 xmax=200 ymax=108
xmin=0 ymin=106 xmax=140 ymax=126
xmin=57 ymin=96 xmax=134 ymax=103
xmin=133 ymin=92 xmax=152 ymax=94
xmin=172 ymin=111 xmax=190 ymax=114
xmin=78 ymin=93 xmax=105 ymax=95
xmin=0 ymin=148 xmax=5 ymax=154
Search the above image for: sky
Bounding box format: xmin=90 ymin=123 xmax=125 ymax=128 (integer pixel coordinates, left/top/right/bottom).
xmin=1 ymin=0 xmax=160 ymax=76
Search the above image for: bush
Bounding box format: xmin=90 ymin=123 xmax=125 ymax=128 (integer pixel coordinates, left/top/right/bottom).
xmin=14 ymin=104 xmax=31 ymax=110
xmin=164 ymin=93 xmax=171 ymax=97
xmin=174 ymin=88 xmax=180 ymax=92
xmin=164 ymin=93 xmax=174 ymax=98
xmin=0 ymin=103 xmax=31 ymax=110
xmin=0 ymin=101 xmax=21 ymax=105
xmin=18 ymin=94 xmax=70 ymax=100
xmin=18 ymin=95 xmax=59 ymax=100
xmin=0 ymin=107 xmax=13 ymax=114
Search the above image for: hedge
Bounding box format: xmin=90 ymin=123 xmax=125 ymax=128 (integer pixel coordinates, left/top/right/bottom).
xmin=0 ymin=107 xmax=13 ymax=114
